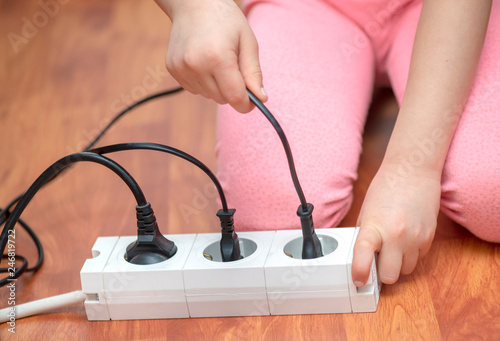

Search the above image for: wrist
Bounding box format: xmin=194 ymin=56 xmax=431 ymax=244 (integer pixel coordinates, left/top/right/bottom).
xmin=155 ymin=0 xmax=192 ymax=19
xmin=379 ymin=154 xmax=443 ymax=183
xmin=382 ymin=107 xmax=452 ymax=180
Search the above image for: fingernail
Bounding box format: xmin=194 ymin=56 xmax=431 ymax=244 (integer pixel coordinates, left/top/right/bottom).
xmin=354 ymin=281 xmax=364 ymax=287
xmin=260 ymin=87 xmax=267 ymax=97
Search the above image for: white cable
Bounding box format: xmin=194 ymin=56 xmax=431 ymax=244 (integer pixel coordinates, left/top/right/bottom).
xmin=0 ymin=290 xmax=86 ymax=323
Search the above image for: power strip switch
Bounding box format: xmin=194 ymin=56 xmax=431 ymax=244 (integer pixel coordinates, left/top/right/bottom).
xmin=80 ymin=227 xmax=381 ymax=320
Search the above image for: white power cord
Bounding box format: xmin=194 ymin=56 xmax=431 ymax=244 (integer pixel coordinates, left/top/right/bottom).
xmin=0 ymin=290 xmax=86 ymax=323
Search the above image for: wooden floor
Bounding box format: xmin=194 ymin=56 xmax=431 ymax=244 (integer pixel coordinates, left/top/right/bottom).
xmin=1 ymin=0 xmax=499 ymax=340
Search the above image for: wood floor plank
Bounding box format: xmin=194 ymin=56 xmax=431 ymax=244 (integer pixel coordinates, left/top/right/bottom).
xmin=423 ymin=238 xmax=500 ymax=340
xmin=1 ymin=0 xmax=499 ymax=340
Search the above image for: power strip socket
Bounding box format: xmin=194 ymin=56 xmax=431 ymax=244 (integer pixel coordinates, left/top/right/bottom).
xmin=80 ymin=227 xmax=381 ymax=320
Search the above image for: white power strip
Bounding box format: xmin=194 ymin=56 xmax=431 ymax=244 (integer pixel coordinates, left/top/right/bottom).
xmin=80 ymin=227 xmax=380 ymax=320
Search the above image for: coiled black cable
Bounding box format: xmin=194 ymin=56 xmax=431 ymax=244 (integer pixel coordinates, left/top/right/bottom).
xmin=0 ymin=152 xmax=147 ymax=286
xmin=0 ymin=85 xmax=316 ymax=284
xmin=0 ymin=87 xmax=184 ymax=223
xmin=0 ymin=88 xmax=183 ymax=286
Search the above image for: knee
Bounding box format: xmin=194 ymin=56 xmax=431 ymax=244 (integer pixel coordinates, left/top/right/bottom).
xmin=441 ymin=165 xmax=500 ymax=243
xmin=218 ymin=162 xmax=355 ymax=231
xmin=307 ymin=178 xmax=354 ymax=229
xmin=463 ymin=211 xmax=500 ymax=244
xmin=216 ymin=101 xmax=361 ymax=231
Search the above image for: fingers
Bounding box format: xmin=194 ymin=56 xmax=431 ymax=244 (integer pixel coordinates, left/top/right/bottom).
xmin=377 ymin=243 xmax=403 ymax=284
xmin=400 ymin=250 xmax=419 ymax=275
xmin=353 ymin=227 xmax=430 ymax=286
xmin=167 ymin=49 xmax=263 ymax=113
xmin=352 ymin=226 xmax=382 ymax=287
xmin=166 ymin=27 xmax=265 ymax=112
xmin=352 ymin=224 xmax=421 ymax=286
xmin=213 ymin=56 xmax=253 ymax=113
xmin=238 ymin=29 xmax=267 ymax=104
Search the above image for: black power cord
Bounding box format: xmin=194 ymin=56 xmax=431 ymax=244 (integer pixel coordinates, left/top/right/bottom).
xmin=0 ymin=88 xmax=184 ymax=285
xmin=247 ymin=89 xmax=323 ymax=259
xmin=0 ymin=85 xmax=324 ymax=287
xmin=126 ymin=202 xmax=177 ymax=265
xmin=0 ymin=210 xmax=43 ymax=273
xmin=0 ymin=152 xmax=178 ymax=285
xmin=0 ymin=87 xmax=185 ymax=224
xmin=89 ymin=142 xmax=229 ymax=212
xmin=83 ymin=87 xmax=184 ymax=152
xmin=88 ymin=142 xmax=241 ymax=262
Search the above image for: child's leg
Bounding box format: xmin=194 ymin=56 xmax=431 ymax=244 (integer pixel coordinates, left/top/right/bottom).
xmin=216 ymin=0 xmax=375 ymax=230
xmin=386 ymin=2 xmax=500 ymax=242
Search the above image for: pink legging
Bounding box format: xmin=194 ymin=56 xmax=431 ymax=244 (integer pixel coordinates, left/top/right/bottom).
xmin=216 ymin=0 xmax=500 ymax=242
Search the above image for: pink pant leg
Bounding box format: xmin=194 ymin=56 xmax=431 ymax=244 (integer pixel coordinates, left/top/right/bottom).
xmin=216 ymin=0 xmax=375 ymax=230
xmin=386 ymin=2 xmax=500 ymax=242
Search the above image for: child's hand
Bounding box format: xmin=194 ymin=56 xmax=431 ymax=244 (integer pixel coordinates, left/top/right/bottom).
xmin=156 ymin=0 xmax=267 ymax=113
xmin=351 ymin=163 xmax=441 ymax=286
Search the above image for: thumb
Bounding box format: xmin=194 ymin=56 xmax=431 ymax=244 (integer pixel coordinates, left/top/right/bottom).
xmin=238 ymin=29 xmax=267 ymax=103
xmin=352 ymin=225 xmax=382 ymax=287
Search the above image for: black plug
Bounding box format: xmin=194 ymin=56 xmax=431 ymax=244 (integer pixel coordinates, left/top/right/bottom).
xmin=125 ymin=202 xmax=177 ymax=264
xmin=217 ymin=209 xmax=242 ymax=262
xmin=297 ymin=203 xmax=323 ymax=259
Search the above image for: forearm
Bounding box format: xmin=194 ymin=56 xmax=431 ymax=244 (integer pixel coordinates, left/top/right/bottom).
xmin=352 ymin=0 xmax=492 ymax=286
xmin=155 ymin=0 xmax=242 ymax=19
xmin=384 ymin=0 xmax=492 ymax=177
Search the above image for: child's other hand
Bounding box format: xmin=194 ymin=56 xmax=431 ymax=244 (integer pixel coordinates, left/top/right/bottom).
xmin=351 ymin=163 xmax=441 ymax=286
xmin=158 ymin=0 xmax=267 ymax=113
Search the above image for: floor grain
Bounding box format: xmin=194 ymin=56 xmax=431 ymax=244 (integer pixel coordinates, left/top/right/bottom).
xmin=0 ymin=1 xmax=499 ymax=340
